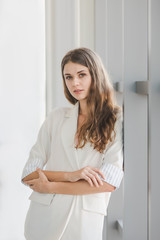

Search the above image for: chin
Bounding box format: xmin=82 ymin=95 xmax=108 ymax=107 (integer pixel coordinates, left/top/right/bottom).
xmin=72 ymin=94 xmax=86 ymax=101
xmin=74 ymin=96 xmax=86 ymax=101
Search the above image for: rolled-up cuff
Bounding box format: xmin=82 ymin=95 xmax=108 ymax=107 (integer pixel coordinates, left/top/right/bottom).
xmin=99 ymin=163 xmax=124 ymax=189
xmin=21 ymin=158 xmax=44 ymax=184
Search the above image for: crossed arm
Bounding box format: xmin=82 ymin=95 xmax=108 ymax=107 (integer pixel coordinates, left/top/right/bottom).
xmin=23 ymin=167 xmax=116 ymax=195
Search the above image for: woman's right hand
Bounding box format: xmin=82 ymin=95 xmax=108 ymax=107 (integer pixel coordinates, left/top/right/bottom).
xmin=66 ymin=166 xmax=105 ymax=187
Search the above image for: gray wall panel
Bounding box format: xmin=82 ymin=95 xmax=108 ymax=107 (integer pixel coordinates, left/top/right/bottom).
xmin=123 ymin=0 xmax=148 ymax=239
xmin=149 ymin=0 xmax=160 ymax=239
xmin=95 ymin=1 xmax=124 ymax=239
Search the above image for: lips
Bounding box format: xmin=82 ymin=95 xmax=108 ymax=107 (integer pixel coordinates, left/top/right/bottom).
xmin=74 ymin=89 xmax=84 ymax=93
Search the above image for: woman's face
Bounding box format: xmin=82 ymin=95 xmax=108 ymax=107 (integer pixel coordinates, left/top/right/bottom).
xmin=63 ymin=61 xmax=92 ymax=102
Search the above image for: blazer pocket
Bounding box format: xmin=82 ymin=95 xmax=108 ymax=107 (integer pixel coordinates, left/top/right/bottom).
xmin=29 ymin=191 xmax=55 ymax=205
xmin=82 ymin=194 xmax=108 ymax=216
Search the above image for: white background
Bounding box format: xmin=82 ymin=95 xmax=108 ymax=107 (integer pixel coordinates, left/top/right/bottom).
xmin=0 ymin=0 xmax=45 ymax=239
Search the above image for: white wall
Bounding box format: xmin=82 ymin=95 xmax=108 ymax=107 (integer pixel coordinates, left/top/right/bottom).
xmin=45 ymin=0 xmax=95 ymax=113
xmin=0 ymin=0 xmax=45 ymax=239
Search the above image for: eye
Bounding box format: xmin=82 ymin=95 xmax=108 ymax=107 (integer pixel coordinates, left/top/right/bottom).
xmin=79 ymin=73 xmax=86 ymax=78
xmin=65 ymin=76 xmax=72 ymax=80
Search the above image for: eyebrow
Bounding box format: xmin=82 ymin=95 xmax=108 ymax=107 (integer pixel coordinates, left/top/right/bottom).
xmin=64 ymin=70 xmax=87 ymax=76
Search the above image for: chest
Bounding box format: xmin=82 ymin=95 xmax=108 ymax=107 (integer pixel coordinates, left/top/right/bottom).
xmin=47 ymin=112 xmax=103 ymax=170
xmin=77 ymin=114 xmax=86 ymax=130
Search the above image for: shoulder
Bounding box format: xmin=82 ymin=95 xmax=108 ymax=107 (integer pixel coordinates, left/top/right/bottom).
xmin=48 ymin=106 xmax=70 ymax=117
xmin=46 ymin=105 xmax=76 ymax=123
xmin=47 ymin=102 xmax=78 ymax=119
xmin=41 ymin=106 xmax=71 ymax=131
xmin=46 ymin=106 xmax=71 ymax=122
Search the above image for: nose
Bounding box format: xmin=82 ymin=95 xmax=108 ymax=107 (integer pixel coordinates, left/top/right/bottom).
xmin=72 ymin=77 xmax=80 ymax=86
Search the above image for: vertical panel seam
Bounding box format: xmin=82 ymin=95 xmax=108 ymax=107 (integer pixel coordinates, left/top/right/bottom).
xmin=147 ymin=0 xmax=151 ymax=239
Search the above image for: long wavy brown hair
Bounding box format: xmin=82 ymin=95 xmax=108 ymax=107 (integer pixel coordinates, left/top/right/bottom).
xmin=61 ymin=48 xmax=121 ymax=153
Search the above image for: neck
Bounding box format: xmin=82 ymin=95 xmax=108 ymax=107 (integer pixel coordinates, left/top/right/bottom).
xmin=79 ymin=100 xmax=88 ymax=115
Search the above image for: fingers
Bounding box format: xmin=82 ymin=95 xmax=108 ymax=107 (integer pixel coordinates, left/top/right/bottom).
xmin=81 ymin=166 xmax=105 ymax=187
xmin=83 ymin=176 xmax=94 ymax=187
xmin=87 ymin=171 xmax=103 ymax=187
xmin=36 ymin=168 xmax=43 ymax=178
xmin=91 ymin=167 xmax=105 ymax=180
xmin=24 ymin=179 xmax=36 ymax=186
xmin=28 ymin=183 xmax=38 ymax=192
xmin=36 ymin=168 xmax=48 ymax=181
xmin=88 ymin=170 xmax=103 ymax=187
xmin=29 ymin=184 xmax=34 ymax=190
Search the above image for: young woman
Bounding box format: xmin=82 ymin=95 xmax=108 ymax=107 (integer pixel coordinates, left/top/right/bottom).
xmin=22 ymin=48 xmax=123 ymax=240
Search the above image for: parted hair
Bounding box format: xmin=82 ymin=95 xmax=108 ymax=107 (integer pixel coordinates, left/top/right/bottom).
xmin=61 ymin=47 xmax=121 ymax=153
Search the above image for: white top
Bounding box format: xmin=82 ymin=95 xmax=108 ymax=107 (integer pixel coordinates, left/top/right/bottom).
xmin=21 ymin=102 xmax=124 ymax=240
xmin=22 ymin=112 xmax=123 ymax=189
xmin=76 ymin=142 xmax=123 ymax=188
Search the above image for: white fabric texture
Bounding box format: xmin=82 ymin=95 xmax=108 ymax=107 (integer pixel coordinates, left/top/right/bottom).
xmin=21 ymin=115 xmax=52 ymax=181
xmin=22 ymin=102 xmax=124 ymax=240
xmin=99 ymin=163 xmax=123 ymax=188
xmin=99 ymin=112 xmax=124 ymax=188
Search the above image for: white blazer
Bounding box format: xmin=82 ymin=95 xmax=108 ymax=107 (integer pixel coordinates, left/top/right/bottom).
xmin=22 ymin=102 xmax=123 ymax=216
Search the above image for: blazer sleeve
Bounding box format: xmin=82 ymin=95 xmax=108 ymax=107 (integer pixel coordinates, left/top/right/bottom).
xmin=99 ymin=113 xmax=124 ymax=189
xmin=21 ymin=115 xmax=51 ymax=183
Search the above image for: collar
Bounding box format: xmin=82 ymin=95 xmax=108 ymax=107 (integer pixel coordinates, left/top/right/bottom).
xmin=65 ymin=101 xmax=79 ymax=118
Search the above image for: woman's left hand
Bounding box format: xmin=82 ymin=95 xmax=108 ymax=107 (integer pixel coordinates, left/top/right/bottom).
xmin=24 ymin=168 xmax=51 ymax=193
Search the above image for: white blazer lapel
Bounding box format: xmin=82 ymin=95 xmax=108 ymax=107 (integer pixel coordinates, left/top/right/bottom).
xmin=61 ymin=102 xmax=80 ymax=170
